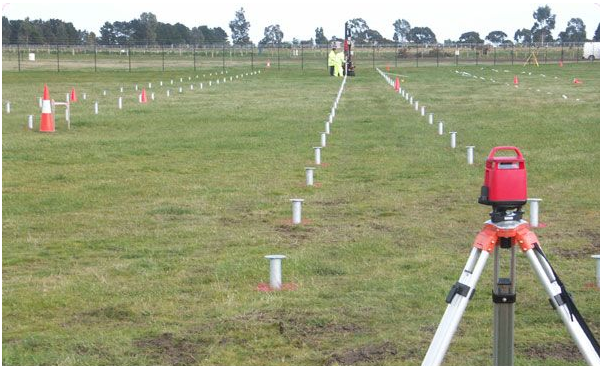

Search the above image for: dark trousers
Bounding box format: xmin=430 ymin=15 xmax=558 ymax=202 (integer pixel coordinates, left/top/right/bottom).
xmin=329 ymin=66 xmax=334 ymax=76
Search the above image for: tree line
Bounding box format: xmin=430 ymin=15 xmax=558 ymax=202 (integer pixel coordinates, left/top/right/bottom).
xmin=3 ymin=5 xmax=600 ymax=46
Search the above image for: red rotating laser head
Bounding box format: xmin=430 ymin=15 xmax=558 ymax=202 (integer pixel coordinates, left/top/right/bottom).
xmin=478 ymin=146 xmax=527 ymax=210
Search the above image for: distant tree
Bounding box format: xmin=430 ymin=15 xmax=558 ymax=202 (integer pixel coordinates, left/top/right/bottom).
xmin=558 ymin=18 xmax=586 ymax=43
xmin=514 ymin=28 xmax=532 ymax=44
xmin=212 ymin=27 xmax=229 ymax=44
xmin=259 ymin=24 xmax=283 ymax=46
xmin=486 ymin=31 xmax=507 ymax=45
xmin=3 ymin=16 xmax=11 ymax=43
xmin=346 ymin=18 xmax=370 ymax=43
xmin=189 ymin=27 xmax=205 ymax=44
xmin=531 ymin=5 xmax=556 ymax=44
xmin=364 ymin=29 xmax=384 ymax=44
xmin=314 ymin=27 xmax=327 ymax=45
xmin=458 ymin=31 xmax=483 ymax=44
xmin=87 ymin=31 xmax=96 ymax=45
xmin=595 ymin=22 xmax=600 ymax=41
xmin=229 ymin=7 xmax=251 ymax=45
xmin=392 ymin=19 xmax=411 ymax=42
xmin=138 ymin=12 xmax=158 ymax=45
xmin=99 ymin=22 xmax=116 ymax=45
xmin=406 ymin=27 xmax=437 ymax=44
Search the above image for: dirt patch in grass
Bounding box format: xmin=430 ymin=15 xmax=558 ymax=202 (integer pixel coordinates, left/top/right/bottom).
xmin=547 ymin=229 xmax=600 ymax=259
xmin=325 ymin=342 xmax=398 ymax=365
xmin=233 ymin=309 xmax=364 ymax=345
xmin=76 ymin=306 xmax=138 ymax=323
xmin=580 ymin=229 xmax=600 ymax=249
xmin=520 ymin=343 xmax=582 ymax=362
xmin=134 ymin=332 xmax=203 ymax=366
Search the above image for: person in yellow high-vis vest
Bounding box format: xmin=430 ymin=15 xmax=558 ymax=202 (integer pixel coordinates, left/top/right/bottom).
xmin=328 ymin=47 xmax=337 ymax=76
xmin=335 ymin=50 xmax=345 ymax=77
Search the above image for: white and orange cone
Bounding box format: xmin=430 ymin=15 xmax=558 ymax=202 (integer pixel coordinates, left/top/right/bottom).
xmin=140 ymin=88 xmax=148 ymax=103
xmin=40 ymin=84 xmax=55 ymax=132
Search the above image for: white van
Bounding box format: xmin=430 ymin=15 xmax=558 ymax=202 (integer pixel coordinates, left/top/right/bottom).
xmin=583 ymin=42 xmax=600 ymax=60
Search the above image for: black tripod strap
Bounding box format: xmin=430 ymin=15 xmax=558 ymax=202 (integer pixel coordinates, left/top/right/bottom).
xmin=533 ymin=244 xmax=600 ymax=356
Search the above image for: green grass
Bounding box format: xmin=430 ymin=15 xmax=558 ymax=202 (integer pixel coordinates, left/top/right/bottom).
xmin=3 ymin=63 xmax=600 ymax=366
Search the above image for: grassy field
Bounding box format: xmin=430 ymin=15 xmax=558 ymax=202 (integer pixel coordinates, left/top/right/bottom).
xmin=2 ymin=62 xmax=599 ymax=366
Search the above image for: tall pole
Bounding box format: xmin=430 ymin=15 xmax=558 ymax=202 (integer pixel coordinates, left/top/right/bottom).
xmin=301 ymin=43 xmax=304 ymax=70
xmin=494 ymin=46 xmax=497 ymax=66
xmin=193 ymin=44 xmax=196 ymax=71
xmin=162 ymin=44 xmax=165 ymax=72
xmin=222 ymin=43 xmax=225 ymax=72
xmin=94 ymin=44 xmax=97 ymax=72
xmin=416 ymin=43 xmax=419 ymax=67
xmin=56 ymin=44 xmax=60 ymax=72
xmin=395 ymin=43 xmax=398 ymax=67
xmin=17 ymin=43 xmax=21 ymax=72
xmin=372 ymin=44 xmax=375 ymax=69
xmin=128 ymin=45 xmax=131 ymax=72
xmin=251 ymin=44 xmax=254 ymax=71
xmin=277 ymin=42 xmax=280 ymax=70
xmin=436 ymin=45 xmax=440 ymax=67
xmin=511 ymin=45 xmax=514 ymax=65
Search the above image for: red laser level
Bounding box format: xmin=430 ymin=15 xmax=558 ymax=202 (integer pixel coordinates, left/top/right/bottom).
xmin=478 ymin=146 xmax=527 ymax=208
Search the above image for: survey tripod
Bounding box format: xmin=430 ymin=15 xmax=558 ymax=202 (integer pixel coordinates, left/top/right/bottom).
xmin=421 ymin=147 xmax=600 ymax=366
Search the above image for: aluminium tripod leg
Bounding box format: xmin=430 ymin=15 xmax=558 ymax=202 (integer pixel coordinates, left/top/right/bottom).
xmin=524 ymin=246 xmax=600 ymax=366
xmin=421 ymin=247 xmax=491 ymax=366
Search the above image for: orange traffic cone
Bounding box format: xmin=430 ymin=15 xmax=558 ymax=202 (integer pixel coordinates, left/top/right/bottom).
xmin=513 ymin=75 xmax=519 ymax=86
xmin=70 ymin=87 xmax=78 ymax=102
xmin=559 ymin=60 xmax=563 ymax=67
xmin=39 ymin=84 xmax=55 ymax=132
xmin=394 ymin=77 xmax=400 ymax=92
xmin=573 ymin=78 xmax=582 ymax=84
xmin=140 ymin=88 xmax=148 ymax=103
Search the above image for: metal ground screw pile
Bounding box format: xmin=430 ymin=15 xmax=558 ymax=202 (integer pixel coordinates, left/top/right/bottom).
xmin=527 ymin=198 xmax=542 ymax=228
xmin=265 ymin=255 xmax=286 ymax=290
xmin=305 ymin=167 xmax=316 ymax=186
xmin=290 ymin=198 xmax=304 ymax=225
xmin=592 ymin=255 xmax=600 ymax=288
xmin=450 ymin=132 xmax=457 ymax=149
xmin=467 ymin=146 xmax=475 ymax=165
xmin=314 ymin=147 xmax=322 ymax=165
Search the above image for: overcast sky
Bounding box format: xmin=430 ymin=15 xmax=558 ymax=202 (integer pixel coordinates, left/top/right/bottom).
xmin=3 ymin=0 xmax=599 ymax=43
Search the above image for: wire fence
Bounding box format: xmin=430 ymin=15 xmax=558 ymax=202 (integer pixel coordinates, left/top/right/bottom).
xmin=2 ymin=42 xmax=596 ymax=72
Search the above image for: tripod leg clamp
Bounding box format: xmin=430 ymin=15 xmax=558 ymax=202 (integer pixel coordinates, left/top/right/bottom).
xmin=446 ymin=282 xmax=472 ymax=304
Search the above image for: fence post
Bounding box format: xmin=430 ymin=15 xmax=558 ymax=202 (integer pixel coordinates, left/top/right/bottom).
xmin=561 ymin=43 xmax=564 ymax=63
xmin=511 ymin=45 xmax=514 ymax=65
xmin=17 ymin=43 xmax=21 ymax=72
xmin=301 ymin=43 xmax=304 ymax=70
xmin=576 ymin=43 xmax=580 ymax=63
xmin=193 ymin=44 xmax=197 ymax=71
xmin=476 ymin=49 xmax=478 ymax=66
xmin=494 ymin=47 xmax=497 ymax=65
xmin=277 ymin=42 xmax=281 ymax=70
xmin=251 ymin=44 xmax=254 ymax=71
xmin=436 ymin=45 xmax=439 ymax=67
xmin=128 ymin=45 xmax=131 ymax=72
xmin=94 ymin=44 xmax=97 ymax=72
xmin=372 ymin=44 xmax=375 ymax=69
xmin=56 ymin=44 xmax=60 ymax=72
xmin=162 ymin=44 xmax=165 ymax=71
xmin=544 ymin=47 xmax=547 ymax=64
xmin=416 ymin=43 xmax=419 ymax=67
xmin=395 ymin=43 xmax=398 ymax=67
xmin=222 ymin=43 xmax=226 ymax=72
